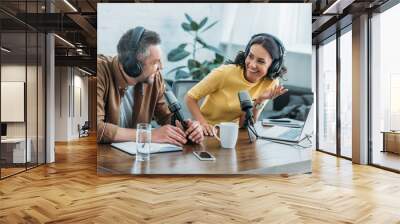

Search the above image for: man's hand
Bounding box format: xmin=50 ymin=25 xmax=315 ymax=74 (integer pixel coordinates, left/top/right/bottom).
xmin=176 ymin=120 xmax=204 ymax=144
xmin=152 ymin=124 xmax=187 ymax=146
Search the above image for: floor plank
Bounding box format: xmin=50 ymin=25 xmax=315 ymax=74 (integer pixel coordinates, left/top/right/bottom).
xmin=1 ymin=135 xmax=400 ymax=223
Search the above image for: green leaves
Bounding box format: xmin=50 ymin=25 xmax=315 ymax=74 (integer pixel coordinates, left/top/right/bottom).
xmin=190 ymin=21 xmax=199 ymax=31
xmin=166 ymin=65 xmax=186 ymax=75
xmin=182 ymin=14 xmax=217 ymax=32
xmin=195 ymin=36 xmax=224 ymax=56
xmin=167 ymin=45 xmax=190 ymax=62
xmin=204 ymin=45 xmax=224 ymax=56
xmin=188 ymin=59 xmax=201 ymax=71
xmin=214 ymin=53 xmax=224 ymax=64
xmin=198 ymin=18 xmax=208 ymax=30
xmin=167 ymin=13 xmax=225 ymax=80
xmin=185 ymin=13 xmax=194 ymax=23
xmin=195 ymin=36 xmax=207 ymax=46
xmin=201 ymin=21 xmax=218 ymax=33
xmin=181 ymin=23 xmax=192 ymax=32
xmin=175 ymin=69 xmax=191 ymax=79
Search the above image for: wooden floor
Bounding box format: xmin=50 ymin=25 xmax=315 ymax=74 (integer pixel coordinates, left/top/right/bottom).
xmin=373 ymin=151 xmax=400 ymax=171
xmin=1 ymin=135 xmax=400 ymax=223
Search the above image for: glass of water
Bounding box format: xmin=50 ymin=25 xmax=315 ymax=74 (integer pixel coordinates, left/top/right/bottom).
xmin=136 ymin=123 xmax=151 ymax=162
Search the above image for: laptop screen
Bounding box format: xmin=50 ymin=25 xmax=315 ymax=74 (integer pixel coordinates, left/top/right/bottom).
xmin=261 ymin=91 xmax=314 ymax=129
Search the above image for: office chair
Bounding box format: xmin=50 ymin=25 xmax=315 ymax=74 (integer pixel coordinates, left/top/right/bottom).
xmin=78 ymin=121 xmax=90 ymax=138
xmin=172 ymin=80 xmax=203 ymax=120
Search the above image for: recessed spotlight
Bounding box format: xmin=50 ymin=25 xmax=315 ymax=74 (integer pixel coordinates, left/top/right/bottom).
xmin=1 ymin=47 xmax=11 ymax=53
xmin=78 ymin=67 xmax=93 ymax=76
xmin=54 ymin=34 xmax=75 ymax=48
xmin=63 ymin=0 xmax=78 ymax=12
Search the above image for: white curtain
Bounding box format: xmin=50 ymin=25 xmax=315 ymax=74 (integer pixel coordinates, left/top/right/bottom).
xmin=220 ymin=3 xmax=311 ymax=54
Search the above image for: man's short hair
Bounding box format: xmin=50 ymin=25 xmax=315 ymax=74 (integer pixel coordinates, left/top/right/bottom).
xmin=117 ymin=28 xmax=161 ymax=65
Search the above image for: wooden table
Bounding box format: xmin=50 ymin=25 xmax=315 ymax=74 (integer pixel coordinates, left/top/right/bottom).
xmin=382 ymin=131 xmax=400 ymax=154
xmin=97 ymin=130 xmax=312 ymax=175
xmin=1 ymin=138 xmax=32 ymax=165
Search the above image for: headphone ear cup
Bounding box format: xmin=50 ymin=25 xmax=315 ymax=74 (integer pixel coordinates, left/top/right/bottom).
xmin=245 ymin=44 xmax=250 ymax=57
xmin=122 ymin=55 xmax=139 ymax=77
xmin=267 ymin=60 xmax=278 ymax=79
xmin=131 ymin=62 xmax=142 ymax=76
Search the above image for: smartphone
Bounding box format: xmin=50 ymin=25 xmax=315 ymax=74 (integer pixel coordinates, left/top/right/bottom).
xmin=193 ymin=151 xmax=215 ymax=161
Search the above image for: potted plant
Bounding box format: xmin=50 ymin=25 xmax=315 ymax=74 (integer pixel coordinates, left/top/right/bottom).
xmin=167 ymin=13 xmax=225 ymax=81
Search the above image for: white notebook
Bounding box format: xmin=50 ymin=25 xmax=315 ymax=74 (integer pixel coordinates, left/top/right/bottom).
xmin=111 ymin=142 xmax=182 ymax=156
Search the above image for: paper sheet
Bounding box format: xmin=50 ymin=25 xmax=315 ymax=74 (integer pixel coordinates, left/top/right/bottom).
xmin=111 ymin=142 xmax=182 ymax=155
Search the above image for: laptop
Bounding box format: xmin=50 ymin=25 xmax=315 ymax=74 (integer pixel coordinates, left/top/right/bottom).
xmin=256 ymin=106 xmax=314 ymax=143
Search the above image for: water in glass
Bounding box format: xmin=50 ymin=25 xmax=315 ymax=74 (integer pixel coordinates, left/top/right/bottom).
xmin=136 ymin=123 xmax=151 ymax=161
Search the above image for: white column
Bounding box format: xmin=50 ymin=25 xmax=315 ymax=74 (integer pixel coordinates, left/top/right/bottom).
xmin=46 ymin=33 xmax=55 ymax=163
xmin=352 ymin=14 xmax=369 ymax=164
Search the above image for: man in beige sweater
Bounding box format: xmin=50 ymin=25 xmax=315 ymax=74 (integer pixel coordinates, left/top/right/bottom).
xmin=97 ymin=26 xmax=203 ymax=145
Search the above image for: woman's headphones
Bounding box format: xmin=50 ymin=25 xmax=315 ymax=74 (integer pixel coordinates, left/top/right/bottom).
xmin=120 ymin=26 xmax=145 ymax=77
xmin=244 ymin=33 xmax=286 ymax=79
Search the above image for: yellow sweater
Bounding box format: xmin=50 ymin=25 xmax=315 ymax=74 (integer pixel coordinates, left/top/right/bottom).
xmin=187 ymin=64 xmax=278 ymax=125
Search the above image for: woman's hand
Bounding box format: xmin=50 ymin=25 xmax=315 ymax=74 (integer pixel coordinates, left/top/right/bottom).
xmin=200 ymin=122 xmax=215 ymax=136
xmin=258 ymin=85 xmax=288 ymax=102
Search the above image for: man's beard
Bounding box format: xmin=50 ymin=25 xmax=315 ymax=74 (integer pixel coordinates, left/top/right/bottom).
xmin=143 ymin=74 xmax=155 ymax=84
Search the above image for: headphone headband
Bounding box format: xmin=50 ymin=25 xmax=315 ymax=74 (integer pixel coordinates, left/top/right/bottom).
xmin=121 ymin=26 xmax=145 ymax=77
xmin=131 ymin=26 xmax=145 ymax=52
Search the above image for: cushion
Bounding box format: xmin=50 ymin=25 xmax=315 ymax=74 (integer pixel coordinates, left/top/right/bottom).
xmin=302 ymin=94 xmax=314 ymax=105
xmin=287 ymin=95 xmax=305 ymax=106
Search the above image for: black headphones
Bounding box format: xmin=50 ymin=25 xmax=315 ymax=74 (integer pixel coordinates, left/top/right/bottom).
xmin=244 ymin=33 xmax=286 ymax=80
xmin=121 ymin=26 xmax=145 ymax=77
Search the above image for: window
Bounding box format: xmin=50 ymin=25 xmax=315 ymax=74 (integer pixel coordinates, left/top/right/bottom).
xmin=0 ymin=1 xmax=47 ymax=179
xmin=317 ymin=37 xmax=337 ymax=155
xmin=371 ymin=2 xmax=400 ymax=171
xmin=340 ymin=29 xmax=352 ymax=158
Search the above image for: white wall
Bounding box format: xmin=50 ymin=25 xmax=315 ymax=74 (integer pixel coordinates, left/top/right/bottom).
xmin=1 ymin=65 xmax=35 ymax=136
xmin=1 ymin=63 xmax=46 ymax=164
xmin=55 ymin=67 xmax=68 ymax=141
xmin=54 ymin=67 xmax=89 ymax=141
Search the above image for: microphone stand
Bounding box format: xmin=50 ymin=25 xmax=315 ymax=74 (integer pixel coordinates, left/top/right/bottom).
xmin=243 ymin=110 xmax=259 ymax=143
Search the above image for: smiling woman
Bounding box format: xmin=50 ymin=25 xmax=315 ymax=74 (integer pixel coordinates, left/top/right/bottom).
xmin=185 ymin=33 xmax=288 ymax=136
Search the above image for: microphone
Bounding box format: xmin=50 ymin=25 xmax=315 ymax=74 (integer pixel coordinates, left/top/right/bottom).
xmin=238 ymin=90 xmax=258 ymax=142
xmin=238 ymin=90 xmax=255 ymax=126
xmin=164 ymin=86 xmax=189 ymax=130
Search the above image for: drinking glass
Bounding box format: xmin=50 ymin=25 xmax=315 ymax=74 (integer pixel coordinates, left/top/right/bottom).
xmin=136 ymin=123 xmax=151 ymax=162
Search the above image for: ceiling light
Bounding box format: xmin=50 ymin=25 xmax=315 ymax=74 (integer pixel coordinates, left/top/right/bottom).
xmin=322 ymin=0 xmax=354 ymax=15
xmin=1 ymin=47 xmax=11 ymax=53
xmin=63 ymin=0 xmax=78 ymax=12
xmin=78 ymin=67 xmax=93 ymax=76
xmin=54 ymin=34 xmax=75 ymax=48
